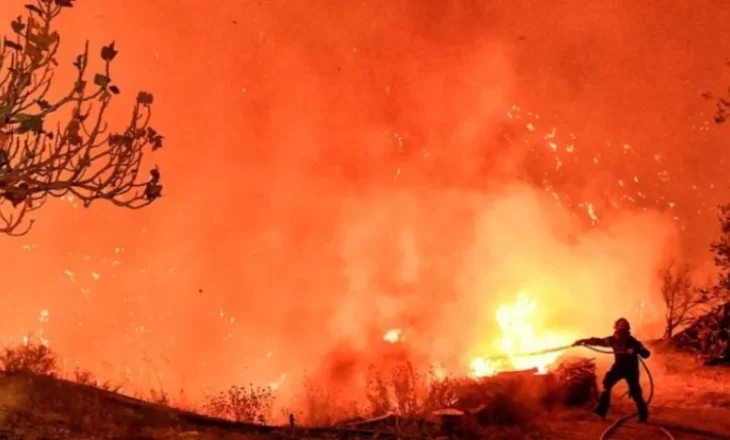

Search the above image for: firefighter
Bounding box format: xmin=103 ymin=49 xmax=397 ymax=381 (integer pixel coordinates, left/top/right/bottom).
xmin=573 ymin=317 xmax=651 ymax=422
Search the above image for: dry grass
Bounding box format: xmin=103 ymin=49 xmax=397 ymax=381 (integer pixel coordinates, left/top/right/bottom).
xmin=70 ymin=367 xmax=124 ymax=393
xmin=284 ymin=361 xmax=570 ymax=438
xmin=0 ymin=341 xmax=169 ymax=437
xmin=0 ymin=341 xmax=596 ymax=438
xmin=149 ymin=387 xmax=172 ymax=406
xmin=0 ymin=339 xmax=561 ymax=433
xmin=647 ymin=340 xmax=730 ymax=409
xmin=298 ymin=377 xmax=362 ymax=427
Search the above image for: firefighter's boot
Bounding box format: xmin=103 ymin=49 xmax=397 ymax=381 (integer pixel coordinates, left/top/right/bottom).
xmin=593 ymin=391 xmax=610 ymax=418
xmin=635 ymin=398 xmax=649 ymax=423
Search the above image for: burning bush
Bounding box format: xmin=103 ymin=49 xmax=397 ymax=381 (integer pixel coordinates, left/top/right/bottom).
xmin=202 ymin=384 xmax=274 ymax=424
xmin=363 ymin=362 xmax=454 ymax=419
xmin=354 ymin=357 xmax=596 ymax=432
xmin=361 ymin=363 xmax=536 ymax=424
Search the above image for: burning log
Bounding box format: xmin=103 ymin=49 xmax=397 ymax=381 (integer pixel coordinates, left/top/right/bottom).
xmin=429 ymin=368 xmax=555 ymax=427
xmin=422 ymin=369 xmax=557 ymax=433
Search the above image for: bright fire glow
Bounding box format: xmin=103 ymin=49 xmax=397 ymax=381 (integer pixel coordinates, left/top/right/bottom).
xmin=469 ymin=357 xmax=497 ymax=377
xmin=269 ymin=373 xmax=287 ymax=390
xmin=470 ymin=293 xmax=575 ymax=377
xmin=383 ymin=328 xmax=403 ymax=343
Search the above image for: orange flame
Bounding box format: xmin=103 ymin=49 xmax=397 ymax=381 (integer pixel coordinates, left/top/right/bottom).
xmin=470 ymin=293 xmax=575 ymax=377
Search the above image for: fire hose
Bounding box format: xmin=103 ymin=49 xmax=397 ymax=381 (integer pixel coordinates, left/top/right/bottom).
xmin=480 ymin=344 xmax=726 ymax=439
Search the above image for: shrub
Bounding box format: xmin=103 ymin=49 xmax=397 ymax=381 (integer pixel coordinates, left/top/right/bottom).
xmin=0 ymin=341 xmax=58 ymax=376
xmin=203 ymin=384 xmax=273 ymax=424
xmin=69 ymin=367 xmax=122 ymax=393
xmin=148 ymin=387 xmax=170 ymax=406
xmin=72 ymin=367 xmax=95 ymax=386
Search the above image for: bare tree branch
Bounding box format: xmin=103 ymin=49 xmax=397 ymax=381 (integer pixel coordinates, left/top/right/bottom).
xmin=0 ymin=0 xmax=163 ymax=236
xmin=711 ymin=204 xmax=730 ymax=292
xmin=660 ymin=259 xmax=721 ymax=339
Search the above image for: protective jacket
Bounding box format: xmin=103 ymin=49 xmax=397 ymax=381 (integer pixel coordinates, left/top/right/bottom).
xmin=578 ymin=335 xmax=650 ymax=371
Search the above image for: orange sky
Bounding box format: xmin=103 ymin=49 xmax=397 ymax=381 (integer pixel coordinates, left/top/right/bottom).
xmin=2 ymin=0 xmax=730 ymax=406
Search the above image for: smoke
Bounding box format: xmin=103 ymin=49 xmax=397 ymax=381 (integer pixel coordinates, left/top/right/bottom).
xmin=0 ymin=0 xmax=726 ymax=414
xmin=302 ymin=181 xmax=675 ymax=391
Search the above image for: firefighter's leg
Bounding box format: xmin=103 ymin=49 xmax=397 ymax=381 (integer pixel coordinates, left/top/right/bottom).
xmin=626 ymin=373 xmax=648 ymax=422
xmin=594 ymin=368 xmax=621 ymax=418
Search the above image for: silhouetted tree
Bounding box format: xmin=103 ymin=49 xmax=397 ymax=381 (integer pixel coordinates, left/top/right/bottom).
xmin=660 ymin=259 xmax=711 ymax=339
xmin=709 ymin=72 xmax=730 ymax=292
xmin=0 ymin=0 xmax=163 ymax=236
xmin=701 ymin=76 xmax=730 ymax=123
xmin=711 ymin=204 xmax=730 ymax=292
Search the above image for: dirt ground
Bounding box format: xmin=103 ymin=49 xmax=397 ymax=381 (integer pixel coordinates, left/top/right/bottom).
xmin=554 ymin=340 xmax=730 ymax=440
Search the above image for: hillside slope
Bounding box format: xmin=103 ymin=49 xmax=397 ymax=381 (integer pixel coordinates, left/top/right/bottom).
xmin=1 ymin=358 xmax=729 ymax=440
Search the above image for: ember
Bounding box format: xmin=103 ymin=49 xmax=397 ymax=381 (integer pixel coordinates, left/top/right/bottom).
xmin=4 ymin=1 xmax=730 ymax=439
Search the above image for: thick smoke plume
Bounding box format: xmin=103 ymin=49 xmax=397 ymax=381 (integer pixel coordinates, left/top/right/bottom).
xmin=0 ymin=0 xmax=726 ymax=410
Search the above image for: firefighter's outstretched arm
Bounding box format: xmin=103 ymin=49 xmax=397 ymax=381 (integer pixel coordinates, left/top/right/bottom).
xmin=573 ymin=336 xmax=610 ymax=347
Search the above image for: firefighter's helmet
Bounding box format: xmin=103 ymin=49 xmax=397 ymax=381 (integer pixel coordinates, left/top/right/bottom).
xmin=614 ymin=317 xmax=631 ymax=331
